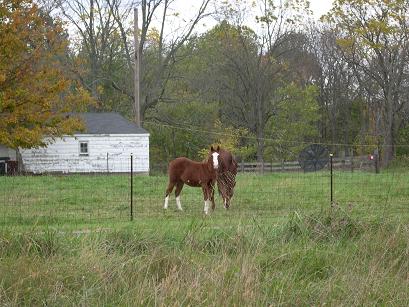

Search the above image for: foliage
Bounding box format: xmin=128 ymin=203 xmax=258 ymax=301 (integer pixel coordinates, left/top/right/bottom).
xmin=0 ymin=0 xmax=92 ymax=149
xmin=396 ymin=124 xmax=409 ymax=156
xmin=198 ymin=119 xmax=254 ymax=160
xmin=189 ymin=20 xmax=284 ymax=161
xmin=145 ymin=101 xmax=219 ymax=164
xmin=265 ymin=83 xmax=320 ymax=160
xmin=322 ymin=0 xmax=409 ymax=163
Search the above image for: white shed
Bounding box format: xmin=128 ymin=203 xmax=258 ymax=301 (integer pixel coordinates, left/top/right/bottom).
xmin=19 ymin=112 xmax=149 ymax=174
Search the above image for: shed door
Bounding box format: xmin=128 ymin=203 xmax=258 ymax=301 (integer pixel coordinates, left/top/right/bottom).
xmin=0 ymin=161 xmax=5 ymax=176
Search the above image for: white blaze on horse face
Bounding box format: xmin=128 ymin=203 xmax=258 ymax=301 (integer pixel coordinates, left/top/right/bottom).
xmin=212 ymin=152 xmax=219 ymax=169
xmin=164 ymin=196 xmax=169 ymax=209
xmin=176 ymin=196 xmax=183 ymax=211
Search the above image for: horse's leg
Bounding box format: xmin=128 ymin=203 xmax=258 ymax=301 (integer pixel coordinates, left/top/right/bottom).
xmin=223 ymin=193 xmax=229 ymax=209
xmin=221 ymin=177 xmax=232 ymax=209
xmin=202 ymin=185 xmax=210 ymax=215
xmin=210 ymin=184 xmax=216 ymax=211
xmin=220 ymin=184 xmax=228 ymax=209
xmin=164 ymin=181 xmax=175 ymax=209
xmin=175 ymin=182 xmax=184 ymax=211
xmin=217 ymin=179 xmax=227 ymax=209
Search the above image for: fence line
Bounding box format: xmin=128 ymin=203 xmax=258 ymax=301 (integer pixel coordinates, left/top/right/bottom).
xmin=238 ymin=156 xmax=376 ymax=173
xmin=0 ymin=149 xmax=408 ymax=226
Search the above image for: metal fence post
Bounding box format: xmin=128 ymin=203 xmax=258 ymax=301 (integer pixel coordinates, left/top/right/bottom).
xmin=130 ymin=154 xmax=134 ymax=221
xmin=330 ymin=153 xmax=334 ymax=205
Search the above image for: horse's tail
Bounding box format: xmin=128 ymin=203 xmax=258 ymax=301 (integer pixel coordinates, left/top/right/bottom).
xmin=231 ymin=159 xmax=238 ymax=174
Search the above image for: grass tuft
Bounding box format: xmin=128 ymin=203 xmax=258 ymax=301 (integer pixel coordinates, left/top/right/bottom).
xmin=0 ymin=228 xmax=61 ymax=258
xmin=282 ymin=204 xmax=364 ymax=242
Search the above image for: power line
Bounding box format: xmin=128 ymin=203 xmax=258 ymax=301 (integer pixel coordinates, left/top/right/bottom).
xmin=142 ymin=120 xmax=409 ymax=148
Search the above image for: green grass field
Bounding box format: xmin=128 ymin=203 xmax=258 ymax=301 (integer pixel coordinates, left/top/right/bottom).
xmin=1 ymin=170 xmax=408 ymax=226
xmin=0 ymin=170 xmax=408 ymax=305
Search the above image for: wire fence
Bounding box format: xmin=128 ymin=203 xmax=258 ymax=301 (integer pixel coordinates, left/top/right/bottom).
xmin=0 ymin=147 xmax=408 ymax=227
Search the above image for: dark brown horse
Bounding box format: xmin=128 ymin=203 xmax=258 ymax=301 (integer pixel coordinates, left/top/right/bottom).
xmin=216 ymin=148 xmax=238 ymax=209
xmin=164 ymin=146 xmax=220 ymax=214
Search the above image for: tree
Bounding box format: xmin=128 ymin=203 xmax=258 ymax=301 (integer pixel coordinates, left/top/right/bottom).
xmin=309 ymin=27 xmax=365 ymax=154
xmin=265 ymin=83 xmax=320 ymax=160
xmin=323 ymin=0 xmax=409 ymax=165
xmin=187 ymin=0 xmax=314 ymax=163
xmin=145 ymin=101 xmax=219 ymax=166
xmin=58 ymin=0 xmax=211 ymax=120
xmin=210 ymin=22 xmax=281 ymax=162
xmin=57 ymin=0 xmax=131 ymax=105
xmin=0 ymin=0 xmax=92 ymax=149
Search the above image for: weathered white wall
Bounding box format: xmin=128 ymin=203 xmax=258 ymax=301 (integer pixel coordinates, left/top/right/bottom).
xmin=0 ymin=145 xmax=16 ymax=160
xmin=20 ymin=134 xmax=149 ymax=173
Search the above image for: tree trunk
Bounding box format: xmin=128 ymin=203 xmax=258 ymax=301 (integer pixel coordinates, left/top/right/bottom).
xmin=256 ymin=96 xmax=264 ymax=163
xmin=15 ymin=148 xmax=23 ymax=174
xmin=382 ymin=115 xmax=395 ymax=166
xmin=344 ymin=105 xmax=351 ymax=156
xmin=89 ymin=0 xmax=98 ymax=101
xmin=382 ymin=95 xmax=395 ymax=166
xmin=256 ymin=130 xmax=264 ymax=163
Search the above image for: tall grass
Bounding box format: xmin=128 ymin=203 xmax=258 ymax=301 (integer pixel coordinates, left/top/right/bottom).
xmin=1 ymin=207 xmax=408 ymax=305
xmin=1 ymin=170 xmax=408 ymax=304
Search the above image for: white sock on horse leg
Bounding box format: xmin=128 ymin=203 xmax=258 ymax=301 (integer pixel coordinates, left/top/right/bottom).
xmin=164 ymin=196 xmax=169 ymax=209
xmin=176 ymin=196 xmax=183 ymax=211
xmin=204 ymin=200 xmax=210 ymax=215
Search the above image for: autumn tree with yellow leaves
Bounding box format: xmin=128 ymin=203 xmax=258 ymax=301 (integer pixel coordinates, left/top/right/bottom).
xmin=0 ymin=0 xmax=92 ymax=149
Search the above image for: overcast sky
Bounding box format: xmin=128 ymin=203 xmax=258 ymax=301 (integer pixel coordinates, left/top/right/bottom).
xmin=63 ymin=0 xmax=335 ymax=43
xmin=308 ymin=0 xmax=334 ymax=19
xmin=150 ymin=0 xmax=335 ymax=41
xmin=169 ymin=0 xmax=333 ymax=20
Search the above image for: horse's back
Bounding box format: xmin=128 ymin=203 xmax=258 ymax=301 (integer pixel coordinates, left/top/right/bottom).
xmin=168 ymin=157 xmax=211 ymax=187
xmin=168 ymin=157 xmax=195 ymax=170
xmin=168 ymin=157 xmax=197 ymax=178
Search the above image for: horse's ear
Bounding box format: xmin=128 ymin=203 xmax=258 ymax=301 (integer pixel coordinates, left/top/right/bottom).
xmin=210 ymin=146 xmax=214 ymax=152
xmin=216 ymin=145 xmax=220 ymax=151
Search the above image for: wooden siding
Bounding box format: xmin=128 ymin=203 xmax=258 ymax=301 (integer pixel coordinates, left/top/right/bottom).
xmin=20 ymin=134 xmax=149 ymax=173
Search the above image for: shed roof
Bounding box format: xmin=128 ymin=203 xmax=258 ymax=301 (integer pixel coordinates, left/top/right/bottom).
xmin=72 ymin=112 xmax=148 ymax=135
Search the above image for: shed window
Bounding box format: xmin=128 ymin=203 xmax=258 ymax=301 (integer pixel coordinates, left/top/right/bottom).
xmin=79 ymin=142 xmax=89 ymax=156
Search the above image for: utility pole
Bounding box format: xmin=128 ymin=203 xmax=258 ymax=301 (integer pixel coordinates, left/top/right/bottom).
xmin=134 ymin=7 xmax=141 ymax=127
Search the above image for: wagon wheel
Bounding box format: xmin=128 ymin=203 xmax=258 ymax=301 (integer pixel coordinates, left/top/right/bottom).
xmin=298 ymin=144 xmax=329 ymax=172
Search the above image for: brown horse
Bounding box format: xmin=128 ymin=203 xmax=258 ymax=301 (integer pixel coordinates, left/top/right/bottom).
xmin=216 ymin=148 xmax=238 ymax=209
xmin=163 ymin=146 xmax=220 ymax=214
